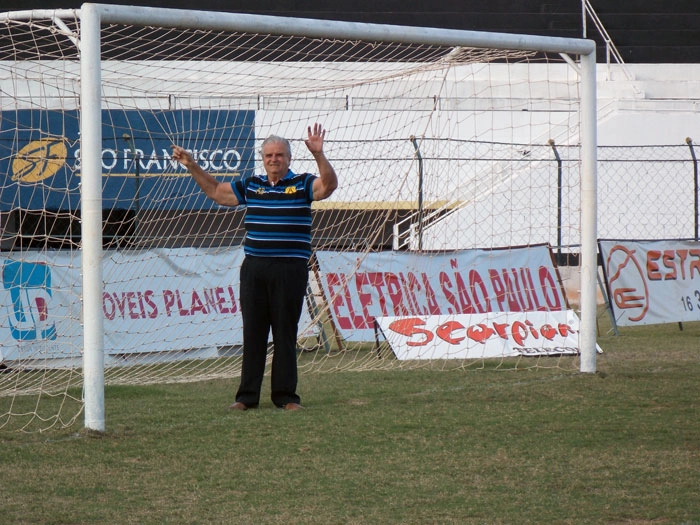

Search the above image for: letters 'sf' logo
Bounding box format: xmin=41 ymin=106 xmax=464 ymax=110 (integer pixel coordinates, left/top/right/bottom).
xmin=12 ymin=138 xmax=68 ymax=183
xmin=2 ymin=260 xmax=57 ymax=341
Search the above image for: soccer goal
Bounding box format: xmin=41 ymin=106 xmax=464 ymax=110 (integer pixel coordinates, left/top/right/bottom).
xmin=0 ymin=4 xmax=597 ymax=432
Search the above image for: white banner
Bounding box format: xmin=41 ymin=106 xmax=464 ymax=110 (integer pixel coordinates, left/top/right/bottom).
xmin=600 ymin=239 xmax=700 ymax=326
xmin=101 ymin=247 xmax=245 ymax=353
xmin=1 ymin=247 xmax=315 ymax=365
xmin=315 ymin=246 xmax=566 ymax=341
xmin=375 ymin=311 xmax=584 ymax=360
xmin=1 ymin=254 xmax=82 ymax=362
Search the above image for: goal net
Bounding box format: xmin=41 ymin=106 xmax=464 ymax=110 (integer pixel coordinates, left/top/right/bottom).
xmin=0 ymin=5 xmax=597 ymax=431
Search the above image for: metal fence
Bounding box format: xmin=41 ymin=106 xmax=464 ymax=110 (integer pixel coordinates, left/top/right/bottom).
xmin=597 ymin=140 xmax=699 ymax=241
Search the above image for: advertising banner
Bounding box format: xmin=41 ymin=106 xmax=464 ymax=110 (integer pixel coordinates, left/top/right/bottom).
xmin=0 ymin=109 xmax=255 ymax=211
xmin=315 ymin=246 xmax=567 ymax=341
xmin=1 ymin=247 xmax=314 ymax=366
xmin=600 ymin=239 xmax=700 ymax=326
xmin=100 ymin=247 xmax=245 ymax=354
xmin=375 ymin=311 xmax=585 ymax=360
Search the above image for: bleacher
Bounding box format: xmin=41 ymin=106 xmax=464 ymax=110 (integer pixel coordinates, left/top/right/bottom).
xmin=6 ymin=1 xmax=700 ymax=63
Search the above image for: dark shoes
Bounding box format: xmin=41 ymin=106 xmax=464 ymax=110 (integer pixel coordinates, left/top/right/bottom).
xmin=228 ymin=401 xmax=303 ymax=411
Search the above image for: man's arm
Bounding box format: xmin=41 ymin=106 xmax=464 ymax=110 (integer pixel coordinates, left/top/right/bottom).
xmin=305 ymin=124 xmax=338 ymax=201
xmin=171 ymin=145 xmax=239 ymax=207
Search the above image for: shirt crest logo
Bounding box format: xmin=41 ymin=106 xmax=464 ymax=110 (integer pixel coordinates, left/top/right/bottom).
xmin=256 ymin=187 xmax=265 ymax=195
xmin=285 ymin=186 xmax=297 ymax=194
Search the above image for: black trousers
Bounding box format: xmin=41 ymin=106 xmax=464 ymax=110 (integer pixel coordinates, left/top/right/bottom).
xmin=235 ymin=256 xmax=309 ymax=407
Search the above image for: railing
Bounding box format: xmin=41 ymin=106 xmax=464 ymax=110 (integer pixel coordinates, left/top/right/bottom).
xmin=581 ymin=0 xmax=634 ymax=80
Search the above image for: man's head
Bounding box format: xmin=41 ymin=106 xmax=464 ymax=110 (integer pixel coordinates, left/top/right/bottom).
xmin=261 ymin=135 xmax=292 ymax=182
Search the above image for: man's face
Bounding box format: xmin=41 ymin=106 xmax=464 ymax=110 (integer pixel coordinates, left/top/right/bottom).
xmin=262 ymin=142 xmax=291 ymax=181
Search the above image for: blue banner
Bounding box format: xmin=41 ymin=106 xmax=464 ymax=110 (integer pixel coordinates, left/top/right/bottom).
xmin=0 ymin=109 xmax=255 ymax=211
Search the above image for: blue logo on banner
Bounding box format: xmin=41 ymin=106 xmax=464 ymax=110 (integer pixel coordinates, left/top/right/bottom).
xmin=0 ymin=109 xmax=255 ymax=212
xmin=2 ymin=260 xmax=57 ymax=341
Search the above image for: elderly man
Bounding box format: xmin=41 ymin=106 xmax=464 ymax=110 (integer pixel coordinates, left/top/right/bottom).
xmin=171 ymin=123 xmax=338 ymax=411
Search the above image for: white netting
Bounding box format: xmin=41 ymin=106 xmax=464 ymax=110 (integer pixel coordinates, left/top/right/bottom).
xmin=0 ymin=9 xmax=587 ymax=431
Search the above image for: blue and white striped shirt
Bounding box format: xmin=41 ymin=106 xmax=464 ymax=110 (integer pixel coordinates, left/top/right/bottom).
xmin=231 ymin=169 xmax=317 ymax=259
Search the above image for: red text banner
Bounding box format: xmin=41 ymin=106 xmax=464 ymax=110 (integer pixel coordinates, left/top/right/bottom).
xmin=0 ymin=247 xmax=316 ymax=366
xmin=600 ymin=239 xmax=700 ymax=326
xmin=375 ymin=311 xmax=584 ymax=360
xmin=315 ymin=246 xmax=566 ymax=342
xmin=100 ymin=247 xmax=246 ymax=354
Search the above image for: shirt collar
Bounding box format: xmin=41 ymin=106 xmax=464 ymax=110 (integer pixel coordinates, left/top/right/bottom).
xmin=263 ymin=169 xmax=294 ymax=186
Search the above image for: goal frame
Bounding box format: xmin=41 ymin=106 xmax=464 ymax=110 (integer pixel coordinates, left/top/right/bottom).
xmin=70 ymin=3 xmax=597 ymax=431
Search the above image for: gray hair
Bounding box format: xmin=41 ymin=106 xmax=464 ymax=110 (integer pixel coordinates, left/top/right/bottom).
xmin=260 ymin=135 xmax=292 ymax=157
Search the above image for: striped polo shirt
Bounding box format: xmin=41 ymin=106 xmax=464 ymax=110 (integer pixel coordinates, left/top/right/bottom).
xmin=231 ymin=169 xmax=317 ymax=259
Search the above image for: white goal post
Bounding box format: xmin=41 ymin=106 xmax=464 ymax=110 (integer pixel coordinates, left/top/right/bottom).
xmin=0 ymin=4 xmax=597 ymax=432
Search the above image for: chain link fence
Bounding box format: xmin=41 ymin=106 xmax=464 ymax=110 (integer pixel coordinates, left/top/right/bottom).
xmin=598 ymin=141 xmax=699 ymax=241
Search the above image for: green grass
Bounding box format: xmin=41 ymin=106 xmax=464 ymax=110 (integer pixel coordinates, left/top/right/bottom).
xmin=1 ymin=320 xmax=700 ymax=524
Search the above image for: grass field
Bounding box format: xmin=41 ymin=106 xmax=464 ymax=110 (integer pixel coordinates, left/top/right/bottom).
xmin=1 ymin=318 xmax=699 ymax=524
